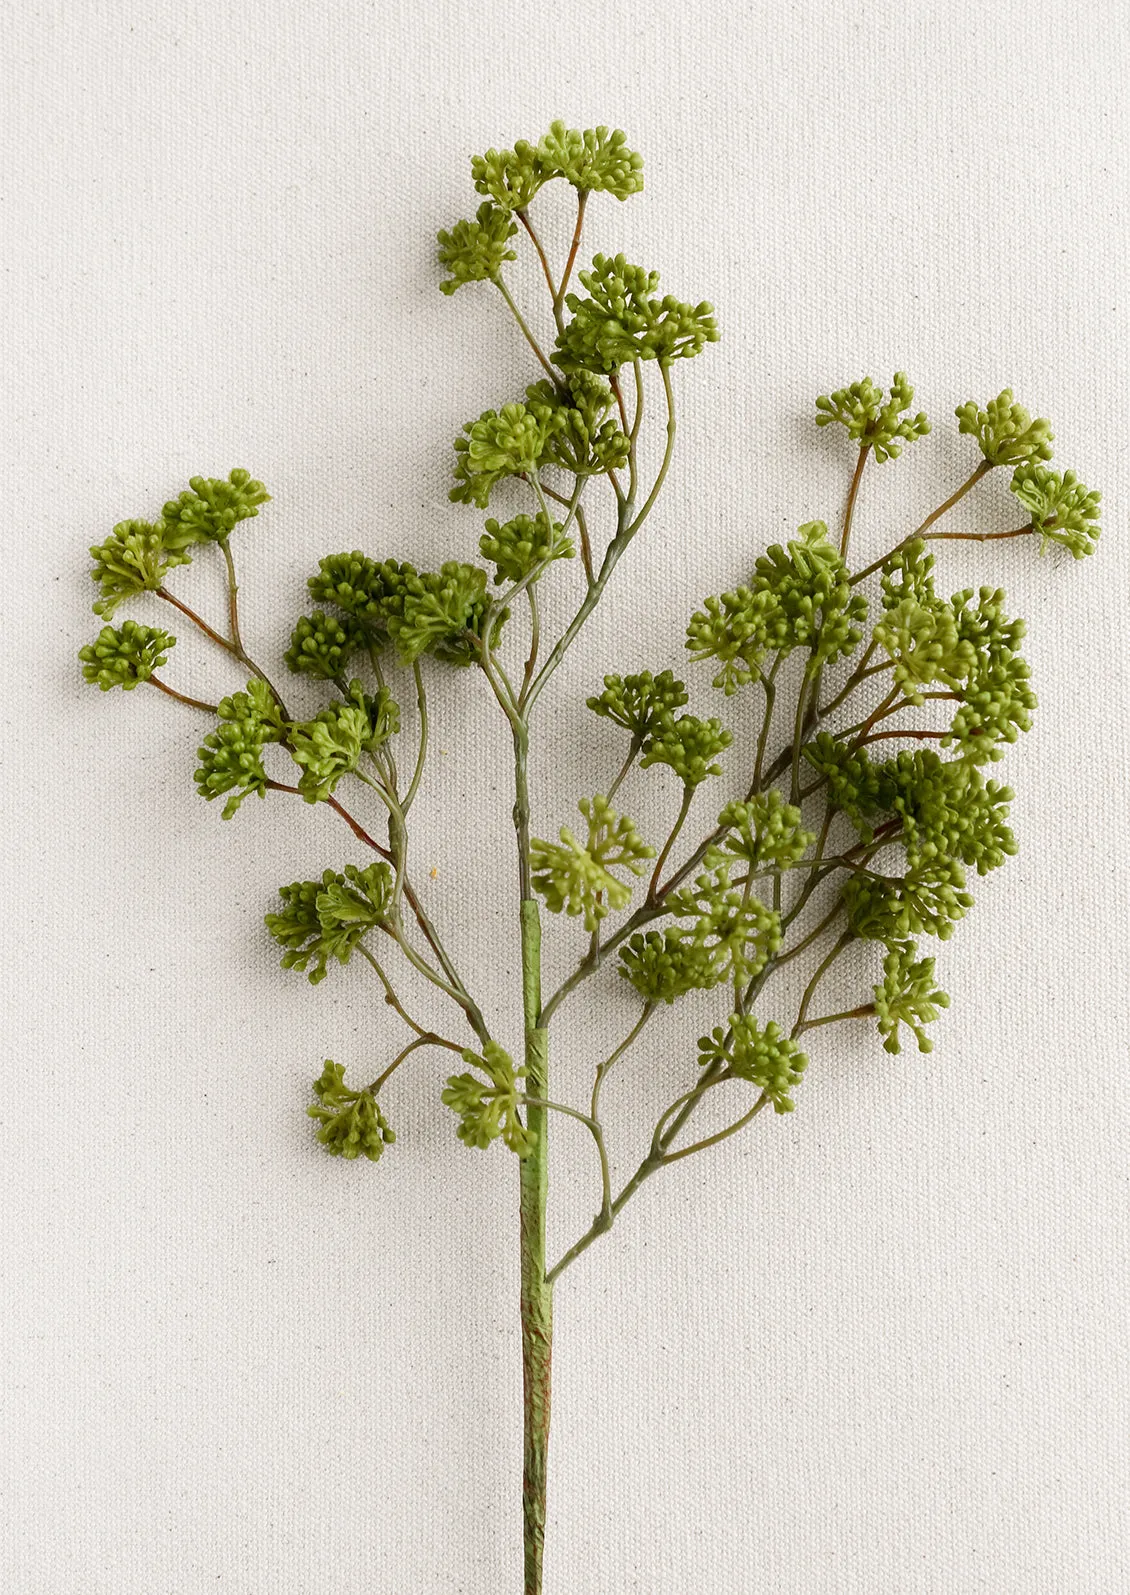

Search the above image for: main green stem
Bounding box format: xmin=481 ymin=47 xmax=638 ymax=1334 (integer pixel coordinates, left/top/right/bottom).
xmin=514 ymin=723 xmax=552 ymax=1595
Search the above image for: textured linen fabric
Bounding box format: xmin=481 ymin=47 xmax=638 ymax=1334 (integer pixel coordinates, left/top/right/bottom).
xmin=3 ymin=2 xmax=1128 ymax=1591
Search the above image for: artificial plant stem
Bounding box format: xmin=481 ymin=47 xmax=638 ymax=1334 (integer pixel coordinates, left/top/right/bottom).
xmin=156 ymin=587 xmax=238 ymax=655
xmin=401 ymin=661 xmax=429 ymax=815
xmin=147 ymin=675 xmax=217 ymax=713
xmin=519 ymin=895 xmax=551 ymax=1595
xmin=849 ymin=459 xmax=993 ymax=585
xmin=496 ymin=278 xmax=559 ymax=386
xmin=553 ymin=189 xmax=587 ymax=321
xmin=840 ymin=444 xmax=870 ymax=559
xmin=648 ymin=784 xmax=694 ymax=902
xmin=511 ymin=714 xmax=552 ymax=1595
xmin=218 ymin=538 xmax=290 ymax=717
xmin=516 ymin=209 xmax=560 ymax=316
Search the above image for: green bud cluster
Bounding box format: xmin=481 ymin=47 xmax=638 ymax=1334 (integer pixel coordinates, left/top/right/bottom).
xmin=717 ymin=792 xmax=815 ymax=870
xmin=437 ymin=202 xmax=518 ymax=295
xmin=523 ymin=375 xmax=630 ymax=478
xmin=288 ymin=682 xmax=400 ymax=802
xmin=668 ymin=860 xmax=782 ymax=985
xmin=555 ymin=254 xmax=718 ymax=374
xmin=843 ymin=858 xmax=974 ymax=942
xmin=195 ymin=679 xmax=285 ymax=819
xmin=79 ymin=621 xmax=175 ymax=690
xmin=284 ymin=610 xmax=368 ymax=680
xmin=451 ymin=402 xmax=563 ymax=507
xmin=536 ymin=122 xmax=644 ymax=199
xmin=815 ymin=373 xmax=930 ymax=462
xmin=687 ymin=522 xmax=866 ymax=690
xmin=442 ymin=1042 xmax=533 ymax=1156
xmin=470 ymin=122 xmax=643 ymax=211
xmin=1010 ymin=464 xmax=1102 ymax=559
xmin=955 ymin=390 xmax=1053 ymax=466
xmin=308 ymin=1061 xmax=395 ymax=1161
xmin=88 ymin=519 xmax=191 ymax=618
xmin=698 ymin=1016 xmax=808 ymax=1114
xmin=618 ymin=928 xmax=719 ymax=1004
xmin=873 ymin=943 xmax=949 ymax=1055
xmin=265 ymin=862 xmax=394 ymax=984
xmin=640 ymin=713 xmax=732 ymax=787
xmin=162 ymin=470 xmax=270 ymax=545
xmin=531 ymin=795 xmax=654 ymax=932
xmin=586 ymin=670 xmax=688 ymax=739
xmin=480 ymin=512 xmax=574 ymax=586
xmin=307 ymin=553 xmax=418 ymax=632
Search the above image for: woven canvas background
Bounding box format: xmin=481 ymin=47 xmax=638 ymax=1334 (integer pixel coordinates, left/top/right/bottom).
xmin=3 ymin=2 xmax=1128 ymax=1590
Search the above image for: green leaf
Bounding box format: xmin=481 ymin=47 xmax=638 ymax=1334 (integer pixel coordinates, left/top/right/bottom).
xmin=437 ymin=202 xmax=518 ymax=294
xmin=531 ymin=795 xmax=654 ymax=932
xmin=442 ymin=1041 xmax=533 ymax=1156
xmin=815 ymin=373 xmax=930 ymax=463
xmin=873 ymin=943 xmax=949 ymax=1054
xmin=698 ymin=1015 xmax=808 ymax=1114
xmin=79 ymin=622 xmax=174 ymax=690
xmin=308 ymin=1061 xmax=395 ymax=1161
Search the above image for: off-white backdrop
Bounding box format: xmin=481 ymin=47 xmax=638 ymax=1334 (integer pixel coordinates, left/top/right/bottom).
xmin=3 ymin=3 xmax=1128 ymax=1591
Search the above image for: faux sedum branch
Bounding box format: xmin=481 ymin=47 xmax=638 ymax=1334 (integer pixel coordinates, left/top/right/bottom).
xmin=79 ymin=121 xmax=1101 ymax=1595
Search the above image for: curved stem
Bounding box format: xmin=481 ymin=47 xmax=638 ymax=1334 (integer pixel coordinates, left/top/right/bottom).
xmin=850 ymin=459 xmax=994 ymax=585
xmin=496 ymin=278 xmax=558 ymax=385
xmin=402 ymin=662 xmax=429 ymax=815
xmin=147 ymin=675 xmax=217 ymax=713
xmin=516 ymin=208 xmax=559 ymax=316
xmin=370 ymin=1030 xmax=465 ymax=1094
xmin=792 ymin=931 xmax=855 ymax=1038
xmin=647 ymin=784 xmax=694 ymax=903
xmin=626 ymin=362 xmax=676 ymax=533
xmin=660 ymin=1091 xmax=770 ymax=1165
xmin=840 ymin=444 xmax=870 ymax=559
xmin=156 ymin=587 xmax=238 ymax=655
xmin=797 ymin=1004 xmax=876 ymax=1034
xmin=552 ymin=190 xmax=587 ymax=322
xmin=605 ymin=736 xmax=642 ymax=804
xmin=590 ymin=1003 xmax=654 ymax=1129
